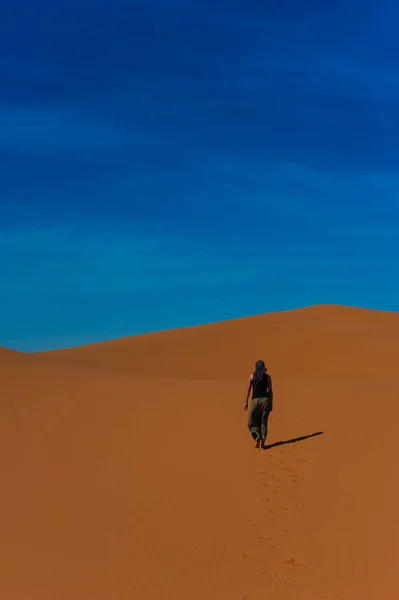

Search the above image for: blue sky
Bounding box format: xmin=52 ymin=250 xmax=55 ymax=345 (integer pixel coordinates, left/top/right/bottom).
xmin=2 ymin=0 xmax=399 ymax=350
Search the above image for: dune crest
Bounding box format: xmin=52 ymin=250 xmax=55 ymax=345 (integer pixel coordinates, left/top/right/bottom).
xmin=34 ymin=304 xmax=399 ymax=379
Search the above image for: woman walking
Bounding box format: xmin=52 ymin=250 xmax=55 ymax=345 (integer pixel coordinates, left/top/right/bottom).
xmin=244 ymin=360 xmax=273 ymax=448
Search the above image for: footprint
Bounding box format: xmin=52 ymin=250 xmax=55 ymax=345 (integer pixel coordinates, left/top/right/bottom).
xmin=285 ymin=557 xmax=307 ymax=567
xmin=241 ymin=552 xmax=257 ymax=561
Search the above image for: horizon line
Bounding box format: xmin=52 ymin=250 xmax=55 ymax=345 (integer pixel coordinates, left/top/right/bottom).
xmin=13 ymin=302 xmax=396 ymax=355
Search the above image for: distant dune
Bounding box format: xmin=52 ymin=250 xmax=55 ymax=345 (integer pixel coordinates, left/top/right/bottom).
xmin=2 ymin=304 xmax=399 ymax=599
xmin=35 ymin=304 xmax=399 ymax=379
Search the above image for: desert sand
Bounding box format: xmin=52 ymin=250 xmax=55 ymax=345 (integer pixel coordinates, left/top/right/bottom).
xmin=2 ymin=304 xmax=399 ymax=599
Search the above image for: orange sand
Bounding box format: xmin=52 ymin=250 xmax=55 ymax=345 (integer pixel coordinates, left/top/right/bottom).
xmin=2 ymin=304 xmax=399 ymax=599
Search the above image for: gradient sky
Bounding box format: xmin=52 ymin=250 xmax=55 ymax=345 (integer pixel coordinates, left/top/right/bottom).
xmin=2 ymin=0 xmax=399 ymax=351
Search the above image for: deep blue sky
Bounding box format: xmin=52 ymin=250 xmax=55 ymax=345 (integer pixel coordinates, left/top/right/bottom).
xmin=2 ymin=0 xmax=399 ymax=351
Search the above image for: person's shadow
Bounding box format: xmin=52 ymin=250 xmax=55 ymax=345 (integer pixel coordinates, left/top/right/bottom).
xmin=263 ymin=431 xmax=324 ymax=450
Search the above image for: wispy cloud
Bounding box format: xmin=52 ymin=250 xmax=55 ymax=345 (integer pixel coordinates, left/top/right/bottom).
xmin=0 ymin=104 xmax=133 ymax=155
xmin=0 ymin=226 xmax=256 ymax=297
xmin=2 ymin=222 xmax=398 ymax=300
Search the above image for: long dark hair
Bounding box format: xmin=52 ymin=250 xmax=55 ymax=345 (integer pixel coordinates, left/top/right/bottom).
xmin=252 ymin=359 xmax=266 ymax=390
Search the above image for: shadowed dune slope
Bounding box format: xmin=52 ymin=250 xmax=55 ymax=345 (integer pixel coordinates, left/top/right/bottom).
xmin=2 ymin=304 xmax=399 ymax=599
xmin=1 ymin=346 xmax=26 ymax=364
xmin=34 ymin=304 xmax=399 ymax=379
xmin=0 ymin=346 xmax=48 ymax=377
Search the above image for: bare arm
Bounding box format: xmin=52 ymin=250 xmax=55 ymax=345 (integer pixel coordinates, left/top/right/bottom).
xmin=244 ymin=374 xmax=253 ymax=410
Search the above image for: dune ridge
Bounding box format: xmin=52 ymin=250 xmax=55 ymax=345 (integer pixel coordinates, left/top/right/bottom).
xmin=34 ymin=304 xmax=399 ymax=379
xmin=2 ymin=304 xmax=399 ymax=599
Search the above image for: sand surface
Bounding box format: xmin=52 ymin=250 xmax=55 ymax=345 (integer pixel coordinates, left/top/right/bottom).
xmin=2 ymin=304 xmax=399 ymax=599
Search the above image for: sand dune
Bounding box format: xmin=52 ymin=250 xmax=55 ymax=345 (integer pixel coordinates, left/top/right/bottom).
xmin=35 ymin=304 xmax=399 ymax=379
xmin=2 ymin=304 xmax=399 ymax=599
xmin=1 ymin=345 xmax=28 ymax=365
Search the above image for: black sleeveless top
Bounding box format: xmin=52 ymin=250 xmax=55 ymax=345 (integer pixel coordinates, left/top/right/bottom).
xmin=252 ymin=373 xmax=269 ymax=399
